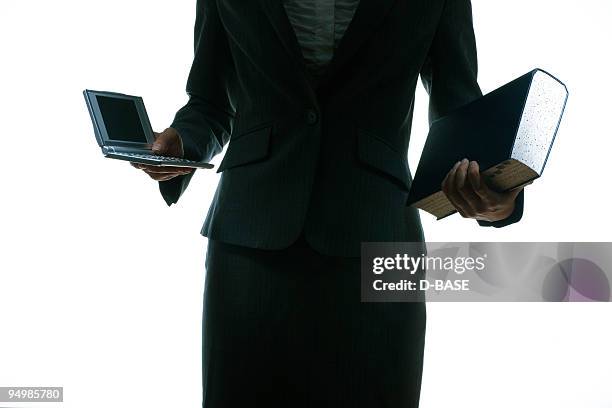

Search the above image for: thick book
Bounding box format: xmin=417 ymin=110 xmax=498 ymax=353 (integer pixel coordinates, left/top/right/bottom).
xmin=407 ymin=68 xmax=569 ymax=220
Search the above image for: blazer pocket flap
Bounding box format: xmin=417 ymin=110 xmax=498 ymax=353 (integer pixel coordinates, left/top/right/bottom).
xmin=217 ymin=124 xmax=272 ymax=173
xmin=357 ymin=128 xmax=411 ymax=190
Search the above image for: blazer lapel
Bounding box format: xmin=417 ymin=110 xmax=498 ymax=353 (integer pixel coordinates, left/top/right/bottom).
xmin=258 ymin=0 xmax=319 ymax=90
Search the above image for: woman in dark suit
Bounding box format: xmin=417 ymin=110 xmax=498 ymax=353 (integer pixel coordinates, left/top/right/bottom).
xmin=131 ymin=0 xmax=525 ymax=406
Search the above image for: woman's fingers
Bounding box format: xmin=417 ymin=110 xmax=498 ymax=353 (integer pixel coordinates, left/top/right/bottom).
xmin=130 ymin=162 xmax=194 ymax=181
xmin=442 ymin=160 xmax=471 ymax=217
xmin=130 ymin=162 xmax=194 ymax=174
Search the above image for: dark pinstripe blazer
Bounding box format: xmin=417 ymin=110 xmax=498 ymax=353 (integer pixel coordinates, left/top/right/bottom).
xmin=159 ymin=0 xmax=524 ymax=256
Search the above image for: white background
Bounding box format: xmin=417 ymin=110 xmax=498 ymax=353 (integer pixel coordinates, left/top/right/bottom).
xmin=1 ymin=0 xmax=611 ymax=407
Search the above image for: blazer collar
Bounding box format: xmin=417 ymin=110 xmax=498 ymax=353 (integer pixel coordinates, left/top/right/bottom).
xmin=259 ymin=0 xmax=396 ymax=92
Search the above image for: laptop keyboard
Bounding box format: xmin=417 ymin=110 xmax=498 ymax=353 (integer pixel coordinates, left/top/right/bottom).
xmin=116 ymin=152 xmax=194 ymax=163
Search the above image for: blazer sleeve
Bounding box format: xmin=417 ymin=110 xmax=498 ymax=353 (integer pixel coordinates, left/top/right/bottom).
xmin=419 ymin=0 xmax=523 ymax=228
xmin=159 ymin=0 xmax=238 ymax=206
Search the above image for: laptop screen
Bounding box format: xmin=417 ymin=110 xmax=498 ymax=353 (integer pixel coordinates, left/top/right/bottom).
xmin=96 ymin=95 xmax=147 ymax=143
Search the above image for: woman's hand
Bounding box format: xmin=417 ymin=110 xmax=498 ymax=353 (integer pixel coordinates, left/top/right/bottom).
xmin=130 ymin=127 xmax=196 ymax=181
xmin=441 ymin=158 xmax=528 ymax=222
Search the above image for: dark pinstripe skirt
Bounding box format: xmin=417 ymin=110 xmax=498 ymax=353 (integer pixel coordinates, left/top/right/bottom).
xmin=202 ymin=232 xmax=426 ymax=407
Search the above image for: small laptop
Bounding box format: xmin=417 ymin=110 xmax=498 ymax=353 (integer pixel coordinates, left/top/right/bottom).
xmin=83 ymin=89 xmax=213 ymax=169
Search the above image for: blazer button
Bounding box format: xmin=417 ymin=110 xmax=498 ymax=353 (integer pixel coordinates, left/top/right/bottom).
xmin=305 ymin=109 xmax=318 ymax=125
